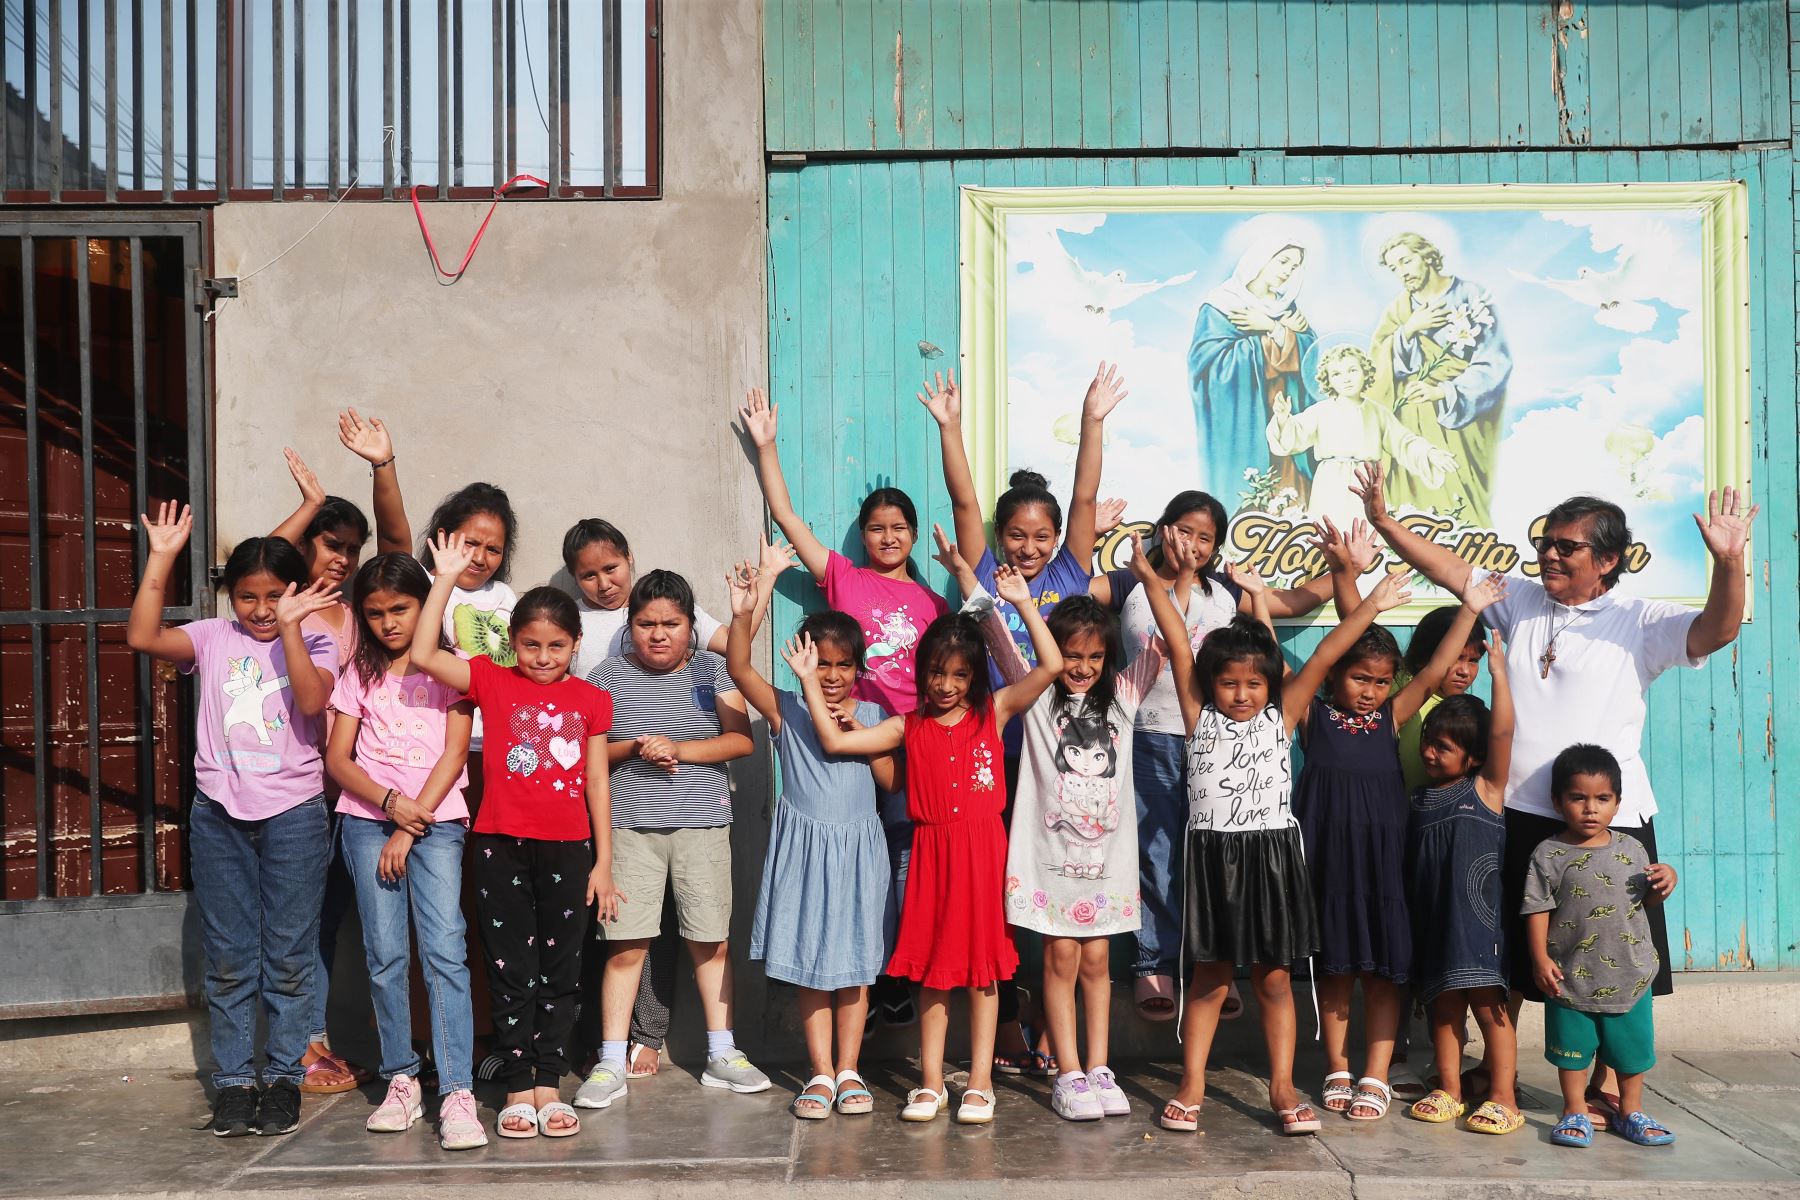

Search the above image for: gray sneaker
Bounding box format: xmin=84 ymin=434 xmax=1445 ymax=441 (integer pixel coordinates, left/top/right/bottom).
xmin=574 ymin=1061 xmax=628 ymax=1109
xmin=700 ymin=1051 xmax=772 ymax=1094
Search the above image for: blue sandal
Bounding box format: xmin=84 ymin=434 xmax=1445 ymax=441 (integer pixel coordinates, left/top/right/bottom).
xmin=1550 ymin=1112 xmax=1594 ymax=1147
xmin=834 ymin=1070 xmax=874 ymax=1115
xmin=1615 ymin=1110 xmax=1675 ymax=1146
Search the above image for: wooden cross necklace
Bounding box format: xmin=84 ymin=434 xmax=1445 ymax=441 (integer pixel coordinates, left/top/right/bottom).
xmin=1539 ymin=609 xmax=1586 ymax=678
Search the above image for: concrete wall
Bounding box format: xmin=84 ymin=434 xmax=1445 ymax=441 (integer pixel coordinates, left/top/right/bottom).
xmin=208 ymin=0 xmax=793 ymax=1060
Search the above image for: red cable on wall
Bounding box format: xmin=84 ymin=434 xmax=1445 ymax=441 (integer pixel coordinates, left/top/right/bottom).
xmin=409 ymin=174 xmax=549 ymax=283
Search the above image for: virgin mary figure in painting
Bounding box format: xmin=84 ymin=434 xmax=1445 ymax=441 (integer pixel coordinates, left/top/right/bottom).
xmin=1187 ymin=237 xmax=1319 ymax=511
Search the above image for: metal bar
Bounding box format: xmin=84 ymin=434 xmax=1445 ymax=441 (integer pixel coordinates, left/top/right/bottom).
xmin=216 ymin=0 xmax=229 ymax=196
xmin=400 ymin=0 xmax=412 ymax=185
xmin=452 ymin=0 xmax=463 ymax=186
xmin=296 ymin=0 xmax=308 ymax=189
xmin=0 ymin=0 xmax=10 ymax=199
xmin=23 ymin=0 xmax=38 ymax=192
xmin=21 ymin=236 xmax=49 ymax=898
xmin=643 ymin=0 xmax=659 ymax=193
xmin=49 ymin=0 xmax=63 ymax=200
xmin=132 ymin=0 xmax=145 ymax=189
xmin=106 ymin=0 xmax=120 ymax=199
xmin=328 ymin=0 xmax=339 ymax=193
xmin=600 ymin=0 xmax=616 ymax=193
xmin=545 ymin=0 xmax=560 ymax=193
xmin=78 ymin=0 xmax=92 ymax=190
xmin=348 ymin=0 xmax=359 ymax=187
xmin=504 ymin=0 xmax=515 ymax=177
xmin=75 ymin=240 xmax=101 ymax=896
xmin=0 ymin=609 xmax=205 ymax=627
xmin=437 ymin=0 xmax=448 ymax=197
xmin=181 ymin=226 xmax=208 ymax=658
xmin=382 ymin=0 xmax=394 ymax=195
xmin=186 ymin=0 xmax=197 ymax=189
xmin=559 ymin=0 xmax=569 ymax=183
xmin=160 ymin=0 xmax=174 ymax=199
xmin=130 ymin=234 xmax=154 ymax=894
xmin=272 ymin=0 xmax=285 ymax=196
xmin=490 ymin=0 xmax=501 ymax=188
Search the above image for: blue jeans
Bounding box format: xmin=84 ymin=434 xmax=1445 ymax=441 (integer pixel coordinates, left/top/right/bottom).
xmin=1131 ymin=730 xmax=1186 ymax=980
xmin=189 ymin=792 xmax=330 ymax=1090
xmin=340 ymin=815 xmax=475 ymax=1094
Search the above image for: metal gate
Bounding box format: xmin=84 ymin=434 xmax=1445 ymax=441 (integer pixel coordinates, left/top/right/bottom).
xmin=0 ymin=210 xmax=210 ymax=1018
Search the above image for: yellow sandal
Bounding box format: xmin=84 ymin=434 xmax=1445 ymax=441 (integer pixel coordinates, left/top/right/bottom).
xmin=1466 ymin=1099 xmax=1526 ymax=1135
xmin=1407 ymin=1088 xmax=1467 ymax=1124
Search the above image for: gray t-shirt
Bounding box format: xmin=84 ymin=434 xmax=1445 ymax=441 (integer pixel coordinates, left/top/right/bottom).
xmin=1520 ymin=830 xmax=1659 ymax=1013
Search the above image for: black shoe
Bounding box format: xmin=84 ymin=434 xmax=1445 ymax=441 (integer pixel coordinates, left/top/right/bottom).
xmin=253 ymin=1081 xmax=303 ymax=1136
xmin=209 ymin=1085 xmax=260 ymax=1137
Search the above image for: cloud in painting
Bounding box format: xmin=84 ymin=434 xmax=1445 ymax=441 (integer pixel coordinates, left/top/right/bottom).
xmin=1509 ymin=211 xmax=1701 ymax=333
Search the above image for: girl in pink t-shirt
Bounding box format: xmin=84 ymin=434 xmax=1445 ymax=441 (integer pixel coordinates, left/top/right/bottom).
xmin=737 ymin=388 xmax=947 ymax=715
xmin=325 ymin=553 xmax=485 ymax=1150
xmin=126 ymin=503 xmax=342 ymax=1138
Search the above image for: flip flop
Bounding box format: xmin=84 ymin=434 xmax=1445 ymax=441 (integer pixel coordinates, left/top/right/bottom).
xmin=1159 ymin=1099 xmax=1202 ymax=1132
xmin=1466 ymin=1100 xmax=1525 ymax=1135
xmin=1550 ymin=1112 xmax=1594 ymax=1148
xmin=1134 ymin=975 xmax=1178 ymax=1022
xmin=1407 ymin=1089 xmax=1467 ymax=1124
xmin=496 ymin=1102 xmax=540 ymax=1139
xmin=834 ymin=1070 xmax=874 ymax=1116
xmin=1278 ymin=1102 xmax=1322 ymax=1135
xmin=299 ymin=1050 xmax=368 ymax=1095
xmin=791 ymin=1074 xmax=836 ymax=1120
xmin=536 ymin=1101 xmax=581 ymax=1138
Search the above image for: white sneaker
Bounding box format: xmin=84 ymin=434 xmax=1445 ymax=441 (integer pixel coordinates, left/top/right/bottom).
xmin=366 ymin=1074 xmax=423 ymax=1133
xmin=1051 ymin=1073 xmax=1103 ymax=1122
xmin=1087 ymin=1066 xmax=1130 ymax=1117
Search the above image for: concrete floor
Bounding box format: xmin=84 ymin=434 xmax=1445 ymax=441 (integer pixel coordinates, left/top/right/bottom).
xmin=8 ymin=1050 xmax=1799 ymax=1199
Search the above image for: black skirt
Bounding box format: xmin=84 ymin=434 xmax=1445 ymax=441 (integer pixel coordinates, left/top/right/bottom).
xmin=1182 ymin=825 xmax=1320 ymax=969
xmin=1502 ymin=809 xmax=1674 ymax=1000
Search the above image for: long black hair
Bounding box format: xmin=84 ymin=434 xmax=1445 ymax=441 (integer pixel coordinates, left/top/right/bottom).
xmin=913 ymin=612 xmax=992 ymax=712
xmin=1194 ymin=615 xmax=1284 ymax=709
xmin=219 ymin=536 xmax=310 ymax=592
xmin=858 ymin=486 xmax=922 ymax=578
xmin=1045 ymin=595 xmax=1124 ymax=720
xmin=348 ymin=553 xmax=447 ymax=688
xmin=1150 ymin=490 xmax=1229 ymax=595
xmin=993 ymin=469 xmax=1062 ymax=536
xmin=420 ymin=482 xmax=518 ymax=583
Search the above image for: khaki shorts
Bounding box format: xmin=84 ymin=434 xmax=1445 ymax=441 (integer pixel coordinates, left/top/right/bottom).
xmin=602 ymin=826 xmax=733 ymax=942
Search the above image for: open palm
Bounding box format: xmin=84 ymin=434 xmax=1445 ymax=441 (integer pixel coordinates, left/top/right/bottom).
xmin=1694 ymin=487 xmax=1759 ymax=562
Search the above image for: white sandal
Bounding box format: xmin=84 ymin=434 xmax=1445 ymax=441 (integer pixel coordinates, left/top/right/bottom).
xmin=495 ymin=1102 xmax=539 ymax=1139
xmin=1345 ymin=1077 xmax=1391 ymax=1122
xmin=536 ymin=1101 xmax=581 ymax=1138
xmin=901 ymin=1086 xmax=948 ymax=1122
xmin=1321 ymin=1071 xmax=1355 ymax=1113
xmin=834 ymin=1070 xmax=874 ymax=1115
xmin=956 ymin=1087 xmax=996 ymax=1125
xmin=791 ymin=1074 xmax=836 ymax=1120
xmin=1159 ymin=1099 xmax=1202 ymax=1132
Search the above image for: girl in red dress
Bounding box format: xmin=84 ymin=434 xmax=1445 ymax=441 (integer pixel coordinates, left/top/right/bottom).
xmin=797 ymin=566 xmax=1061 ymax=1125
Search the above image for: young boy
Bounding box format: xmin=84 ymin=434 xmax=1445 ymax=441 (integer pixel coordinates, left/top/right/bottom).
xmin=1522 ymin=744 xmax=1678 ymax=1148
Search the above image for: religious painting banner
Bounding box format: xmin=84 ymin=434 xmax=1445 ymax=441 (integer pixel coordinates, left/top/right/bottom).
xmin=958 ymin=183 xmax=1750 ymax=622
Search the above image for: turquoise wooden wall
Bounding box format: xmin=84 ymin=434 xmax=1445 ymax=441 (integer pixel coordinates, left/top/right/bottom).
xmin=761 ymin=2 xmax=1800 ymax=971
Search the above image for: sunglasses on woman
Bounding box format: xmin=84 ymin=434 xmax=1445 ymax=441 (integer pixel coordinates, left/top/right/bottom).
xmin=1531 ymin=536 xmax=1592 ymax=558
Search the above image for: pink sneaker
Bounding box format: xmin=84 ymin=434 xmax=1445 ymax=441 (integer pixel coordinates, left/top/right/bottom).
xmin=366 ymin=1074 xmax=423 ymax=1133
xmin=438 ymin=1089 xmax=489 ymax=1151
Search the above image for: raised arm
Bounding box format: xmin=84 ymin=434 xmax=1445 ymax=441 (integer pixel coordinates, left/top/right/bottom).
xmin=993 ymin=569 xmax=1064 ymax=725
xmin=918 ymin=371 xmax=988 ymax=568
xmin=275 ymin=578 xmax=341 ymax=716
xmin=1228 ymin=561 xmax=1278 ymax=641
xmin=412 ymin=533 xmax=474 ymax=693
xmin=1281 ymin=570 xmax=1411 ymax=734
xmin=1132 ymin=532 xmax=1200 ymax=729
xmin=1349 ymin=461 xmax=1474 ymax=596
xmin=338 ymin=408 xmax=412 ymax=554
xmin=982 ymin=562 xmax=1036 ymax=687
xmin=1391 ymin=574 xmax=1506 ymax=726
xmin=724 ymin=556 xmax=782 ymax=728
xmin=738 ymin=387 xmax=832 ymax=579
xmin=1687 ymin=486 xmax=1760 ymax=659
xmin=125 ymin=501 xmax=197 ymax=665
xmin=788 ymin=633 xmax=906 ymax=756
xmin=270 ymin=447 xmax=326 ymax=547
xmin=1065 ymin=362 xmax=1128 ymax=569
xmin=1475 ymin=632 xmax=1513 ymax=811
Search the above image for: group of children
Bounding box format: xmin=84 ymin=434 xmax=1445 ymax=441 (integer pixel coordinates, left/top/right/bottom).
xmin=127 ymin=363 xmax=1679 ymax=1150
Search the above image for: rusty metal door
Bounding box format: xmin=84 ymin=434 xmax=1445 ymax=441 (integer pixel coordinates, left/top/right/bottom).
xmin=0 ymin=211 xmax=210 ymax=1018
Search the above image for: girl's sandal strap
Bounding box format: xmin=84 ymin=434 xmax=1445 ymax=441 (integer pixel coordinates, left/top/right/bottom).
xmin=1346 ymin=1078 xmax=1391 ymax=1121
xmin=1466 ymin=1100 xmax=1525 ymax=1135
xmin=1407 ymin=1089 xmax=1466 ymax=1124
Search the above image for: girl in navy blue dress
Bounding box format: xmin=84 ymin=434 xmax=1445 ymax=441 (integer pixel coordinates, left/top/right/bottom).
xmin=1294 ymin=573 xmax=1507 ymax=1122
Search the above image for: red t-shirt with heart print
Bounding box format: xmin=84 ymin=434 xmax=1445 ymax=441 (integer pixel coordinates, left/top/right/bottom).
xmin=465 ymin=654 xmax=613 ymax=841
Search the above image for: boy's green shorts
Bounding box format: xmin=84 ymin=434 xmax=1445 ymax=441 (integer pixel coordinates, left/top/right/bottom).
xmin=1543 ymin=994 xmax=1655 ymax=1076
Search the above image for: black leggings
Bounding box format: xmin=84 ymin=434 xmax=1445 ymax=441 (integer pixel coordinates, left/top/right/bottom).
xmin=473 ymin=833 xmax=593 ymax=1090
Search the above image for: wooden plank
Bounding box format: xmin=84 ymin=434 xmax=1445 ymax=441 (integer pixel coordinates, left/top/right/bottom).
xmin=1405 ymin=0 xmax=1440 ymax=148
xmin=1523 ymin=0 xmax=1558 ymax=147
xmin=1705 ymin=0 xmax=1743 ymax=144
xmin=1313 ymin=0 xmax=1350 ymax=146
xmin=930 ymin=0 xmax=964 ymax=149
xmin=1108 ymin=0 xmax=1142 ymax=149
xmin=1078 ymin=0 xmax=1112 ymax=148
xmin=1281 ymin=0 xmax=1318 ymax=148
xmin=1644 ymin=2 xmax=1680 ymax=144
xmin=840 ymin=0 xmax=875 ymax=151
xmin=889 ymin=161 xmax=932 ymax=547
xmin=1493 ymin=0 xmax=1528 ymax=144
xmin=1463 ymin=0 xmax=1500 ymax=146
xmin=918 ymin=159 xmax=960 ymax=527
xmin=989 ymin=0 xmax=1023 ymax=149
xmin=1584 ymin=0 xmax=1621 ymax=147
xmin=1167 ymin=0 xmax=1201 ymax=147
xmin=1674 ymin=0 xmax=1712 ymax=143
xmin=1048 ymin=0 xmax=1081 ymax=147
xmin=1344 ymin=0 xmax=1379 ymax=146
xmin=782 ymin=0 xmax=814 ymax=152
xmin=1138 ymin=0 xmax=1171 ymax=149
xmin=1135 ymin=156 xmax=1171 ymax=186
xmin=1555 ymin=0 xmax=1591 ymax=145
xmin=1734 ymin=1 xmax=1774 ymax=142
xmin=1613 ymin=0 xmax=1651 ymax=146
xmin=1375 ymin=0 xmax=1410 ymax=149
xmin=829 ymin=164 xmax=866 ymax=541
xmin=813 ymin=1 xmax=846 ymax=151
xmin=765 ymin=0 xmax=786 ymax=149
xmin=871 ymin=0 xmax=905 ymax=152
xmin=1225 ymin=0 xmax=1259 ymax=147
xmin=860 ymin=163 xmax=898 ymax=527
xmin=900 ymin=0 xmax=933 ymax=150
xmin=1196 ymin=0 xmax=1231 ymax=147
xmin=1434 ymin=0 xmax=1471 ymax=149
xmin=959 ymin=0 xmax=993 ymax=148
xmin=1254 ymin=0 xmax=1288 ymax=149
xmin=1339 ymin=154 xmax=1373 ymax=185
xmin=767 ymin=169 xmax=803 ymax=420
xmin=798 ymin=166 xmax=837 ymax=551
xmin=1019 ymin=0 xmax=1052 ymax=147
xmin=1104 ymin=154 xmax=1136 ymax=186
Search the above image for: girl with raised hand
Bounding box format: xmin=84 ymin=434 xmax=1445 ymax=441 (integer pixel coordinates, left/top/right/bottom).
xmin=411 ymin=532 xmax=618 ymax=1142
xmin=325 ymin=553 xmax=484 ymax=1150
xmin=798 ymin=564 xmax=1063 ymax=1126
xmin=126 ymin=503 xmax=343 ymax=1139
xmin=727 ymin=539 xmax=898 ymax=1119
xmin=1295 ymin=573 xmax=1509 ymax=1125
xmin=1149 ymin=551 xmax=1411 ymax=1138
xmin=738 ymin=387 xmax=949 ymax=715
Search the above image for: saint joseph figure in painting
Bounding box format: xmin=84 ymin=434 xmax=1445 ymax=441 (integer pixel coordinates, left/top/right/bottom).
xmin=1369 ymin=232 xmax=1513 ymax=526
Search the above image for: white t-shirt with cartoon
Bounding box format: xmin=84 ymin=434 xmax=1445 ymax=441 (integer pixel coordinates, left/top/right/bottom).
xmin=435 ymin=576 xmax=517 ymax=751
